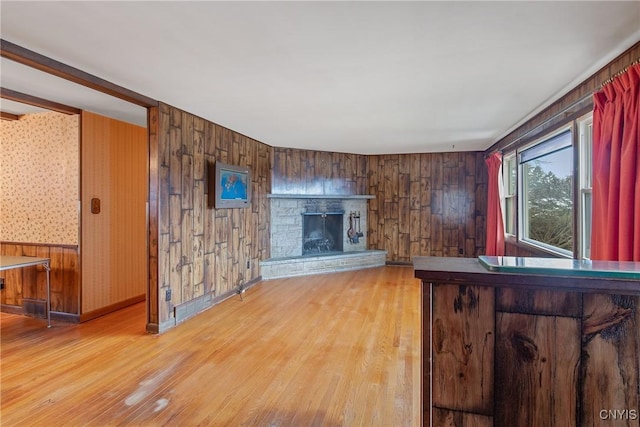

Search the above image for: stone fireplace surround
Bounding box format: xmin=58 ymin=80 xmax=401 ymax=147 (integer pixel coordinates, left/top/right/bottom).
xmin=260 ymin=194 xmax=387 ymax=279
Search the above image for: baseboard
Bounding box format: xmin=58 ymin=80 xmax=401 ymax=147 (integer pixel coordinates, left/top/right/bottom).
xmin=170 ymin=276 xmax=263 ymax=328
xmin=386 ymin=261 xmax=413 ymax=266
xmin=1 ymin=304 xmax=80 ymax=323
xmin=1 ymin=303 xmax=24 ymax=315
xmin=80 ymin=294 xmax=146 ymax=323
xmin=53 ymin=311 xmax=81 ymax=323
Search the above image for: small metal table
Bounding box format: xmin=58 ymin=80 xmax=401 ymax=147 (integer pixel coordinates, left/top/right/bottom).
xmin=0 ymin=256 xmax=51 ymax=327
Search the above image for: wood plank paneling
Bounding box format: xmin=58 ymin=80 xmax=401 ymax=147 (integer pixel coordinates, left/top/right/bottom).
xmin=432 ymin=283 xmax=494 ymax=414
xmin=433 ymin=408 xmax=493 ymax=427
xmin=0 ymin=242 xmax=79 ymax=314
xmin=272 ymin=147 xmax=368 ymax=196
xmin=369 ymin=153 xmax=487 ymax=263
xmin=581 ymin=294 xmax=639 ymax=427
xmin=496 ymin=287 xmax=582 ymax=317
xmin=495 ymin=312 xmax=580 ymax=427
xmin=155 ymin=103 xmax=271 ymax=329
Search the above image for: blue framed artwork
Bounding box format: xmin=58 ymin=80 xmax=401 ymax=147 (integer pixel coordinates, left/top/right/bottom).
xmin=209 ymin=161 xmax=251 ymax=209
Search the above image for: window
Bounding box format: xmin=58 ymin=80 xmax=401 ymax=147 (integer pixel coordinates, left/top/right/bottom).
xmin=578 ymin=114 xmax=593 ymax=259
xmin=519 ymin=129 xmax=574 ymax=256
xmin=503 ymin=155 xmax=517 ymax=235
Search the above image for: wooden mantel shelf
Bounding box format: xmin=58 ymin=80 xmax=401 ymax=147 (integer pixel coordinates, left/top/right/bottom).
xmin=267 ymin=194 xmax=375 ymax=199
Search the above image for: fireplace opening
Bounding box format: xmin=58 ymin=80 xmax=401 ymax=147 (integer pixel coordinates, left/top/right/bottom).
xmin=302 ymin=212 xmax=344 ymax=255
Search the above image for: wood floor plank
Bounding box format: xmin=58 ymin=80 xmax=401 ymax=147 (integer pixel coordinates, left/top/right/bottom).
xmin=1 ymin=266 xmax=420 ymax=426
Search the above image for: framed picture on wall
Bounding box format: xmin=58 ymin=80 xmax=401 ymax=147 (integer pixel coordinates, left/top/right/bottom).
xmin=208 ymin=161 xmax=251 ymax=209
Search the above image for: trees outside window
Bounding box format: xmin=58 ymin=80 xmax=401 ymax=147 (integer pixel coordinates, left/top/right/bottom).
xmin=519 ymin=129 xmax=573 ymax=256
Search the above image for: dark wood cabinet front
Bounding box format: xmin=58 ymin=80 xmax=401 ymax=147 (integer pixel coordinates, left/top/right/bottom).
xmin=416 ymin=257 xmax=640 ymax=427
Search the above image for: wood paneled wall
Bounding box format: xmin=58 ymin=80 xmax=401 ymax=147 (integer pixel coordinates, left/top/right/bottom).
xmin=0 ymin=242 xmax=79 ymax=315
xmin=368 ymin=153 xmax=487 ymax=263
xmin=271 ymin=148 xmax=488 ymax=263
xmin=272 ymin=148 xmax=368 ymax=195
xmin=153 ymin=103 xmax=271 ymax=331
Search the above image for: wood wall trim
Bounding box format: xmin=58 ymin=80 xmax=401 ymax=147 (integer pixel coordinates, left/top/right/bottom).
xmin=1 ymin=111 xmax=20 ymax=121
xmin=79 ymin=294 xmax=145 ymax=322
xmin=1 ymin=87 xmax=81 ymax=115
xmin=1 ymin=241 xmax=79 ymax=250
xmin=1 ymin=39 xmax=158 ymax=108
xmin=147 ymin=106 xmax=159 ymax=329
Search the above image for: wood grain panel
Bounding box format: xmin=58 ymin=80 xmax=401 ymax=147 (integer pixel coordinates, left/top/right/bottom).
xmin=496 ymin=287 xmax=582 ymax=317
xmin=155 ymin=103 xmax=271 ymax=329
xmin=368 ymin=152 xmax=487 ymax=262
xmin=81 ymin=111 xmax=147 ymax=314
xmin=495 ymin=312 xmax=580 ymax=427
xmin=147 ymin=109 xmax=159 ymax=328
xmin=432 ymin=284 xmax=494 ymax=414
xmin=581 ymin=294 xmax=639 ymax=427
xmin=0 ymin=242 xmax=79 ymax=314
xmin=272 ymin=147 xmax=368 ymax=196
xmin=433 ymin=408 xmax=493 ymax=427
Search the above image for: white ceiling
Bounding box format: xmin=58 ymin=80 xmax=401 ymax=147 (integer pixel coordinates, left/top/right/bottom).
xmin=1 ymin=1 xmax=639 ymax=155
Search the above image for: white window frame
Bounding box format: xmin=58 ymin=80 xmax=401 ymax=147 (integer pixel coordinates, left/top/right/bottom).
xmin=578 ymin=113 xmax=593 ymax=260
xmin=517 ymin=125 xmax=574 ymax=258
xmin=502 ymin=153 xmax=517 ymax=237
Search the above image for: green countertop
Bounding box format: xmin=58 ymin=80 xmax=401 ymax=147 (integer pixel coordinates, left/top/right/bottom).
xmin=478 ymin=256 xmax=640 ymax=280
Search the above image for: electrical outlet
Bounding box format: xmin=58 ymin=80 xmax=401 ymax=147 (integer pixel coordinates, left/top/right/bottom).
xmin=458 ymin=248 xmax=464 ymax=255
xmin=246 ymin=260 xmax=250 ymax=269
xmin=165 ymin=288 xmax=172 ymax=302
xmin=0 ymin=278 xmax=4 ymax=290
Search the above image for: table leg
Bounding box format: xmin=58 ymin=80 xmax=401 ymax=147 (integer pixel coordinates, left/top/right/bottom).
xmin=44 ymin=262 xmax=51 ymax=328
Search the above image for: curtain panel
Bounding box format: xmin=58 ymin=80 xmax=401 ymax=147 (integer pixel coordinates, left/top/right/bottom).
xmin=485 ymin=152 xmax=505 ymax=256
xmin=591 ymin=63 xmax=640 ymax=261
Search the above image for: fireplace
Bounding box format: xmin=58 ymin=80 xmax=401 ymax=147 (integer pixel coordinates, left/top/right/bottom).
xmin=267 ymin=195 xmax=370 ymax=259
xmin=261 ymin=194 xmax=386 ymax=279
xmin=302 ymin=212 xmax=344 ymax=255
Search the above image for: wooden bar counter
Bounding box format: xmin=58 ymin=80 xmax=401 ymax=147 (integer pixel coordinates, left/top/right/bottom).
xmin=414 ymin=256 xmax=640 ymax=427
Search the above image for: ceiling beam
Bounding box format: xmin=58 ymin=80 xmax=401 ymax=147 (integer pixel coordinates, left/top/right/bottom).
xmin=1 ymin=87 xmax=82 ymax=115
xmin=1 ymin=39 xmax=158 ymax=108
xmin=1 ymin=111 xmax=21 ymax=121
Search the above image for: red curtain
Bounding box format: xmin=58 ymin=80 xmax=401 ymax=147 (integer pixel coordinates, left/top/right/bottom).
xmin=485 ymin=152 xmax=505 ymax=256
xmin=591 ymin=63 xmax=640 ymax=261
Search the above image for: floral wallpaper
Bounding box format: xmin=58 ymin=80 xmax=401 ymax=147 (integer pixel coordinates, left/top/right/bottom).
xmin=0 ymin=112 xmax=79 ymax=245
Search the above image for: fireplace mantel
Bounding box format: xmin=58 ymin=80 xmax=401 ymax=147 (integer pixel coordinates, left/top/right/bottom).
xmin=267 ymin=194 xmax=375 ymax=200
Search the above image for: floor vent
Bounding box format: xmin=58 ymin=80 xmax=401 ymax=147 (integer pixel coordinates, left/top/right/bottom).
xmin=22 ymin=298 xmax=47 ymax=319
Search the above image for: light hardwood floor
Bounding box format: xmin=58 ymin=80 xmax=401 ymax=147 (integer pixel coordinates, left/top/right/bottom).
xmin=1 ymin=266 xmax=421 ymax=426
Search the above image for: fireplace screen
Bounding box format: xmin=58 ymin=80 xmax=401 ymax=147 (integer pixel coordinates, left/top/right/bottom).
xmin=302 ymin=212 xmax=344 ymax=255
